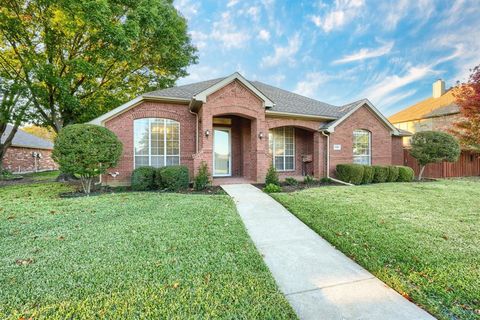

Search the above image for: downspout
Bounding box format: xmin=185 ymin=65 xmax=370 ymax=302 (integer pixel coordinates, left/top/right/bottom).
xmin=188 ymin=108 xmax=199 ymax=154
xmin=321 ymin=130 xmax=354 ymax=186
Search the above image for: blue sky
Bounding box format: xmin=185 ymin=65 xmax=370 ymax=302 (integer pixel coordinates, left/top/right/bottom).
xmin=173 ymin=0 xmax=480 ymax=116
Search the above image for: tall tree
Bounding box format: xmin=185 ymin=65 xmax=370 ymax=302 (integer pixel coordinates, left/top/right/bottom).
xmin=452 ymin=65 xmax=480 ymax=151
xmin=0 ymin=0 xmax=197 ymax=133
xmin=0 ymin=77 xmax=30 ymax=170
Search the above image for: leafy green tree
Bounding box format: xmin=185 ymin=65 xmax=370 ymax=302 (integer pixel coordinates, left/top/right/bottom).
xmin=0 ymin=0 xmax=197 ymax=132
xmin=52 ymin=124 xmax=122 ymax=194
xmin=0 ymin=76 xmax=30 ymax=170
xmin=410 ymin=131 xmax=460 ymax=180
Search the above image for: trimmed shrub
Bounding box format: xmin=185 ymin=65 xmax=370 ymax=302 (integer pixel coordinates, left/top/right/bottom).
xmin=265 ymin=165 xmax=279 ymax=186
xmin=264 ymin=183 xmax=282 ymax=193
xmin=303 ymin=175 xmax=315 ymax=185
xmin=397 ymin=166 xmax=415 ymax=182
xmin=387 ymin=166 xmax=399 ymax=182
xmin=362 ymin=166 xmax=375 ymax=184
xmin=131 ymin=166 xmax=156 ymax=191
xmin=336 ymin=164 xmax=364 ymax=185
xmin=194 ymin=162 xmax=210 ymax=191
xmin=53 ymin=124 xmax=122 ymax=194
xmin=157 ymin=165 xmax=189 ymax=191
xmin=372 ymin=166 xmax=389 ymax=183
xmin=285 ymin=177 xmax=299 ymax=186
xmin=320 ymin=177 xmax=332 ymax=184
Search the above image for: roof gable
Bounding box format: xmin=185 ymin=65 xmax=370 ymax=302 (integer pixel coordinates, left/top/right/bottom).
xmin=388 ymin=89 xmax=458 ymax=123
xmin=322 ymin=99 xmax=400 ymax=135
xmin=192 ymin=72 xmax=275 ymax=108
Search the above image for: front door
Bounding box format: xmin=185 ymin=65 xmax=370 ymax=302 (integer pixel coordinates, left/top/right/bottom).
xmin=213 ymin=127 xmax=231 ymax=177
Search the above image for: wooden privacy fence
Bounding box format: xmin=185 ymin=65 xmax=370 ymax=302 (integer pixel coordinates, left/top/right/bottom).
xmin=404 ymin=149 xmax=480 ymax=178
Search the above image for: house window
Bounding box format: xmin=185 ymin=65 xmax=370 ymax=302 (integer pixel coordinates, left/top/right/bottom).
xmin=269 ymin=127 xmax=295 ymax=171
xmin=134 ymin=118 xmax=180 ymax=169
xmin=353 ymin=129 xmax=371 ymax=165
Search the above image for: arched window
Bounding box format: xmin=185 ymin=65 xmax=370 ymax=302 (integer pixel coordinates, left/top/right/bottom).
xmin=353 ymin=129 xmax=371 ymax=165
xmin=134 ymin=118 xmax=180 ymax=169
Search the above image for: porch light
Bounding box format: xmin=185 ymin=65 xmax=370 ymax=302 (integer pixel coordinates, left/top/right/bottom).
xmin=205 ymin=129 xmax=210 ymax=137
xmin=258 ymin=132 xmax=264 ymax=139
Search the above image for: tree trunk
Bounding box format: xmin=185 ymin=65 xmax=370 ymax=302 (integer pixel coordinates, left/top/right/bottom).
xmin=418 ymin=165 xmax=426 ymax=180
xmin=56 ymin=172 xmax=78 ymax=182
xmin=0 ymin=123 xmax=19 ymax=172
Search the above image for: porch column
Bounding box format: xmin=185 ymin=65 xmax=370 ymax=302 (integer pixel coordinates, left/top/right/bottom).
xmin=251 ymin=118 xmax=268 ymax=182
xmin=313 ymin=131 xmax=324 ymax=178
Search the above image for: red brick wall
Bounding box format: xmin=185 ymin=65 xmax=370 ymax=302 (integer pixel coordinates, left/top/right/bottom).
xmin=329 ymin=106 xmax=392 ymax=177
xmin=104 ymin=101 xmax=196 ymax=185
xmin=2 ymin=147 xmax=57 ymax=173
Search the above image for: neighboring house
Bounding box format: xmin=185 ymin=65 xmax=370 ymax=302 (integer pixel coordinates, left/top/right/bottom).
xmin=89 ymin=72 xmax=408 ymax=185
xmin=389 ymin=79 xmax=480 ymax=178
xmin=389 ymin=79 xmax=461 ymax=146
xmin=1 ymin=124 xmax=58 ymax=173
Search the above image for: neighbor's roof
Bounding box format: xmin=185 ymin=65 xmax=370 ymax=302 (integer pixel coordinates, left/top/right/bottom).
xmin=388 ymin=89 xmax=459 ymax=124
xmin=1 ymin=124 xmax=54 ymax=150
xmin=145 ymin=76 xmax=348 ymax=118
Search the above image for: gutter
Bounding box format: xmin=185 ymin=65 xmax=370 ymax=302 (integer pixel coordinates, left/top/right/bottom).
xmin=320 ymin=130 xmax=354 ymax=186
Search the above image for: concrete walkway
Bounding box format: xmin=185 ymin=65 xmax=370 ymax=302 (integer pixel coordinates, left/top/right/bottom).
xmin=222 ymin=184 xmax=435 ymax=320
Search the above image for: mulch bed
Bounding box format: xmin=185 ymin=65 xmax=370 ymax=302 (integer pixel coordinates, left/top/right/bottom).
xmin=254 ymin=180 xmax=342 ymax=192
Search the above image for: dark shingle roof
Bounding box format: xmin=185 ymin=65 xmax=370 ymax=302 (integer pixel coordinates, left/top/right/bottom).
xmin=145 ymin=76 xmax=358 ymax=119
xmin=1 ymin=124 xmax=54 ymax=150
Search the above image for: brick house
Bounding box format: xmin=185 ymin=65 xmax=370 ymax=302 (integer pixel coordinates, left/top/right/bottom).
xmin=389 ymin=79 xmax=480 ymax=178
xmin=1 ymin=124 xmax=57 ymax=173
xmin=89 ymin=72 xmax=407 ymax=185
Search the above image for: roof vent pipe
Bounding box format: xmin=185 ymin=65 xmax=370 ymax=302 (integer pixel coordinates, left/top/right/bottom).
xmin=433 ymin=79 xmax=445 ymax=98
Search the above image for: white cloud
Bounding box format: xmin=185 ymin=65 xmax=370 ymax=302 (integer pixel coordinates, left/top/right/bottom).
xmin=294 ymin=72 xmax=329 ymax=98
xmin=247 ymin=6 xmax=261 ymax=21
xmin=258 ymin=29 xmax=270 ymax=41
xmin=211 ymin=12 xmax=251 ymax=49
xmin=333 ymin=41 xmax=394 ymax=64
xmin=310 ymin=0 xmax=365 ymax=33
xmin=189 ymin=30 xmax=209 ymax=50
xmin=381 ymin=89 xmax=417 ymax=111
xmin=227 ymin=0 xmax=239 ymax=7
xmin=360 ymin=65 xmax=435 ymax=104
xmin=261 ymin=34 xmax=301 ymax=67
xmin=173 ymin=0 xmax=200 ymax=20
xmin=178 ymin=65 xmax=223 ymax=85
xmin=380 ymin=0 xmax=435 ymax=30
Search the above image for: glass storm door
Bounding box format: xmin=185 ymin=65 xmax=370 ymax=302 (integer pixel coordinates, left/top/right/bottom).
xmin=213 ymin=128 xmax=231 ymax=177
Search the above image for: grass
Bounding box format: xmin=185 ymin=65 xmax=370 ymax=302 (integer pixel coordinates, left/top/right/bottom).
xmin=0 ymin=183 xmax=296 ymax=319
xmin=272 ymin=179 xmax=480 ymax=320
xmin=19 ymin=170 xmax=60 ymax=181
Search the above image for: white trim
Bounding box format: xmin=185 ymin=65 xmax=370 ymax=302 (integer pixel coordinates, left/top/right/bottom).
xmin=193 ymin=72 xmax=275 ymax=108
xmin=89 ymin=96 xmax=190 ymax=126
xmin=324 ymin=99 xmax=400 ymax=135
xmin=352 ymin=129 xmax=371 ymax=165
xmin=266 ymin=110 xmax=337 ymax=120
xmin=212 ymin=127 xmax=232 ymax=177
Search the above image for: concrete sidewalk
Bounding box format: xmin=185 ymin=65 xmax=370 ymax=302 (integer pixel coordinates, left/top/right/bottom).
xmin=222 ymin=184 xmax=435 ymax=320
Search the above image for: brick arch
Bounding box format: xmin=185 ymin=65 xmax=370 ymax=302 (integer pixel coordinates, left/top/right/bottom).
xmin=266 ymin=118 xmax=323 ymax=132
xmin=211 ymin=106 xmax=260 ymax=120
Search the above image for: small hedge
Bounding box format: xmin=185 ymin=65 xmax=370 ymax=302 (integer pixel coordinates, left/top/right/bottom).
xmin=387 ymin=166 xmax=400 ymax=182
xmin=397 ymin=166 xmax=415 ymax=182
xmin=131 ymin=166 xmax=156 ymax=191
xmin=264 ymin=183 xmax=282 ymax=193
xmin=336 ymin=164 xmax=365 ymax=185
xmin=265 ymin=165 xmax=279 ymax=186
xmin=157 ymin=165 xmax=190 ymax=191
xmin=372 ymin=166 xmax=389 ymax=183
xmin=362 ymin=166 xmax=375 ymax=184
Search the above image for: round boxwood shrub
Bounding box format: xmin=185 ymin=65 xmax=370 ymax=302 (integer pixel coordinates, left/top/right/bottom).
xmin=336 ymin=164 xmax=364 ymax=185
xmin=131 ymin=166 xmax=156 ymax=191
xmin=52 ymin=124 xmax=122 ymax=194
xmin=362 ymin=166 xmax=375 ymax=184
xmin=372 ymin=166 xmax=389 ymax=183
xmin=157 ymin=165 xmax=190 ymax=191
xmin=386 ymin=166 xmax=399 ymax=182
xmin=263 ymin=183 xmax=282 ymax=193
xmin=397 ymin=166 xmax=415 ymax=182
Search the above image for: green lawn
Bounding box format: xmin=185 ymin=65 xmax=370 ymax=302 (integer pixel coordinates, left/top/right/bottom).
xmin=272 ymin=179 xmax=480 ymax=320
xmin=19 ymin=170 xmax=60 ymax=181
xmin=0 ymin=183 xmax=296 ymax=319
